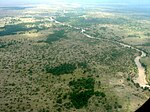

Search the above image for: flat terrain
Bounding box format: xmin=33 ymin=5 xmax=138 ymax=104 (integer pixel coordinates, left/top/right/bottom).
xmin=0 ymin=4 xmax=150 ymax=112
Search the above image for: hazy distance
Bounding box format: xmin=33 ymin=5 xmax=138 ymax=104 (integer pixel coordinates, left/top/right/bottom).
xmin=0 ymin=0 xmax=150 ymax=6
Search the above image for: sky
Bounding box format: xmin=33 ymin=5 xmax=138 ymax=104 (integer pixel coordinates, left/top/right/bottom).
xmin=0 ymin=0 xmax=150 ymax=6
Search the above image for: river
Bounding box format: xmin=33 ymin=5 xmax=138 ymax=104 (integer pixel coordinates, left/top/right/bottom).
xmin=50 ymin=17 xmax=150 ymax=89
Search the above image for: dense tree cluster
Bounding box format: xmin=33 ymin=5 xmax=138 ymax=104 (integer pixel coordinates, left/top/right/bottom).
xmin=45 ymin=63 xmax=76 ymax=75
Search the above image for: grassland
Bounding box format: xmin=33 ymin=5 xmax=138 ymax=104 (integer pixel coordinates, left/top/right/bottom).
xmin=0 ymin=4 xmax=150 ymax=112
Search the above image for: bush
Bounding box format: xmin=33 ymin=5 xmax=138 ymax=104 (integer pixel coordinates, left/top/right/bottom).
xmin=94 ymin=91 xmax=106 ymax=97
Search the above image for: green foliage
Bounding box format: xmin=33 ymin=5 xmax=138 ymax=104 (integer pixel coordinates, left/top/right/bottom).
xmin=70 ymin=90 xmax=94 ymax=109
xmin=38 ymin=108 xmax=49 ymax=112
xmin=0 ymin=24 xmax=28 ymax=36
xmin=45 ymin=30 xmax=65 ymax=44
xmin=71 ymin=17 xmax=128 ymax=27
xmin=0 ymin=5 xmax=148 ymax=112
xmin=77 ymin=62 xmax=88 ymax=69
xmin=56 ymin=17 xmax=71 ymax=22
xmin=94 ymin=91 xmax=106 ymax=97
xmin=0 ymin=41 xmax=17 ymax=48
xmin=0 ymin=23 xmax=43 ymax=36
xmin=45 ymin=63 xmax=76 ymax=75
xmin=134 ymin=83 xmax=140 ymax=88
xmin=69 ymin=78 xmax=95 ymax=109
xmin=128 ymin=34 xmax=139 ymax=37
xmin=64 ymin=102 xmax=73 ymax=109
xmin=9 ymin=83 xmax=16 ymax=86
xmin=142 ymin=42 xmax=150 ymax=46
xmin=56 ymin=98 xmax=62 ymax=104
xmin=0 ymin=44 xmax=6 ymax=48
xmin=69 ymin=78 xmax=95 ymax=91
xmin=144 ymin=33 xmax=150 ymax=37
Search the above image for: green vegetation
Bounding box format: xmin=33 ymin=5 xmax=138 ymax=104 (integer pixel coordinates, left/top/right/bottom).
xmin=142 ymin=43 xmax=150 ymax=46
xmin=0 ymin=4 xmax=150 ymax=112
xmin=144 ymin=33 xmax=150 ymax=37
xmin=0 ymin=23 xmax=42 ymax=36
xmin=69 ymin=78 xmax=95 ymax=109
xmin=69 ymin=78 xmax=94 ymax=91
xmin=56 ymin=17 xmax=71 ymax=22
xmin=45 ymin=63 xmax=76 ymax=75
xmin=0 ymin=41 xmax=18 ymax=48
xmin=77 ymin=62 xmax=88 ymax=69
xmin=70 ymin=90 xmax=94 ymax=109
xmin=70 ymin=17 xmax=128 ymax=27
xmin=45 ymin=30 xmax=65 ymax=44
xmin=0 ymin=24 xmax=27 ymax=36
xmin=68 ymin=78 xmax=106 ymax=109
